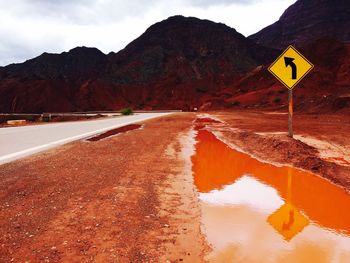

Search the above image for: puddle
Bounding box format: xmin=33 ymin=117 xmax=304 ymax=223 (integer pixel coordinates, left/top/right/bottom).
xmin=263 ymin=112 xmax=288 ymax=115
xmin=192 ymin=129 xmax=350 ymax=262
xmin=195 ymin=117 xmax=222 ymax=123
xmin=86 ymin=124 xmax=141 ymax=141
xmin=194 ymin=116 xmax=224 ymax=131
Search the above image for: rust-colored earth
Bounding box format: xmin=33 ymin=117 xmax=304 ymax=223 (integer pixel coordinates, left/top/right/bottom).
xmin=0 ymin=111 xmax=349 ymax=262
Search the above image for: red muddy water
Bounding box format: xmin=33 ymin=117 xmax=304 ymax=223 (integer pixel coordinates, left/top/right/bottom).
xmin=87 ymin=124 xmax=141 ymax=141
xmin=192 ymin=129 xmax=350 ymax=262
xmin=194 ymin=117 xmax=222 ymax=130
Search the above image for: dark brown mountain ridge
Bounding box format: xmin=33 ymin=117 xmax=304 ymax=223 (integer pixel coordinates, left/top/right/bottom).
xmin=0 ymin=15 xmax=276 ymax=113
xmin=215 ymin=37 xmax=350 ymax=113
xmin=1 ymin=0 xmax=350 ymax=113
xmin=249 ymin=0 xmax=350 ymax=49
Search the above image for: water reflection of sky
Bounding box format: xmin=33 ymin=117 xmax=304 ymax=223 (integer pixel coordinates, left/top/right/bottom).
xmin=192 ymin=129 xmax=350 ymax=262
xmin=199 ymin=175 xmax=283 ymax=212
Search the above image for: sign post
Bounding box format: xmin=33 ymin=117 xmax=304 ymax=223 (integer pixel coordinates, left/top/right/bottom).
xmin=288 ymin=89 xmax=293 ymax=138
xmin=268 ymin=45 xmax=314 ymax=138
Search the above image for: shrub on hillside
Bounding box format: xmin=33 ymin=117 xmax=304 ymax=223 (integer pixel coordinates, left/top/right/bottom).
xmin=121 ymin=107 xmax=133 ymax=115
xmin=273 ymin=97 xmax=282 ymax=104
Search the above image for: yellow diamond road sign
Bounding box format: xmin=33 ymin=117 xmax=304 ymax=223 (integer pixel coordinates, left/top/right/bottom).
xmin=268 ymin=45 xmax=314 ymax=90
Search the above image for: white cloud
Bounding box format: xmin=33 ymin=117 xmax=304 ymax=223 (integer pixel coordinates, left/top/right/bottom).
xmin=0 ymin=0 xmax=295 ymax=66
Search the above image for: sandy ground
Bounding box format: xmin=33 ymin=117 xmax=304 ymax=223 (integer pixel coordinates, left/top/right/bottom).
xmin=0 ymin=115 xmax=109 ymax=128
xmin=0 ymin=110 xmax=349 ymax=262
xmin=0 ymin=113 xmax=207 ymax=262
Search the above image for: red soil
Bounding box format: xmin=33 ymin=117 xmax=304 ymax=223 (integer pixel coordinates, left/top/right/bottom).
xmin=0 ymin=111 xmax=349 ymax=262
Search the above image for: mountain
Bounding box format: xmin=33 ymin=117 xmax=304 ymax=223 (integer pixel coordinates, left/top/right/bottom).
xmin=217 ymin=37 xmax=350 ymax=112
xmin=1 ymin=0 xmax=350 ymax=114
xmin=249 ymin=0 xmax=350 ymax=49
xmin=0 ymin=47 xmax=108 ymax=113
xmin=0 ymin=16 xmax=276 ymax=113
xmin=3 ymin=47 xmax=106 ymax=80
xmin=238 ymin=0 xmax=350 ymax=112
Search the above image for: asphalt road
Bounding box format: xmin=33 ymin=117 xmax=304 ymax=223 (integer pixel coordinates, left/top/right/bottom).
xmin=0 ymin=113 xmax=172 ymax=165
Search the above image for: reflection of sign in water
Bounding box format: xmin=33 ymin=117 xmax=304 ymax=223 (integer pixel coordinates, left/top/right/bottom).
xmin=267 ymin=167 xmax=309 ymax=241
xmin=268 ymin=203 xmax=309 ymax=241
xmin=193 ymin=129 xmax=350 ymax=234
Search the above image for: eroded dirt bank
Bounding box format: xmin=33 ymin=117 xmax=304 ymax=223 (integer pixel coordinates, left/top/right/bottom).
xmin=203 ymin=111 xmax=350 ymax=191
xmin=0 ymin=113 xmax=207 ymax=262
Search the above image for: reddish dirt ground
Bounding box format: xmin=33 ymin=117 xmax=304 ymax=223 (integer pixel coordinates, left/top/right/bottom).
xmin=0 ymin=111 xmax=349 ymax=262
xmin=0 ymin=113 xmax=207 ymax=263
xmin=0 ymin=115 xmax=107 ymax=128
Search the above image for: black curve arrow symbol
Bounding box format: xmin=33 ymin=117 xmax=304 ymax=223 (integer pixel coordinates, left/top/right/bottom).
xmin=284 ymin=57 xmax=297 ymax=79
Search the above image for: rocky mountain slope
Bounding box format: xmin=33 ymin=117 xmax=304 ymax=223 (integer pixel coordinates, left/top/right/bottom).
xmin=0 ymin=16 xmax=275 ymax=113
xmin=216 ymin=38 xmax=350 ymax=113
xmin=1 ymin=0 xmax=350 ymax=113
xmin=249 ymin=0 xmax=350 ymax=49
xmin=238 ymin=0 xmax=350 ymax=112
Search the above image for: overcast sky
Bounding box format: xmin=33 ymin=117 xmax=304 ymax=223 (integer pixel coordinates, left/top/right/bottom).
xmin=0 ymin=0 xmax=296 ymax=66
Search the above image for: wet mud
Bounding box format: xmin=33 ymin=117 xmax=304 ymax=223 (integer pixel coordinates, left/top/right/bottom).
xmin=86 ymin=124 xmax=141 ymax=141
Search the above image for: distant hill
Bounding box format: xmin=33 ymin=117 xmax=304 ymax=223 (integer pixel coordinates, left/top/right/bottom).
xmin=0 ymin=16 xmax=275 ymax=113
xmin=249 ymin=0 xmax=350 ymax=49
xmin=1 ymin=0 xmax=350 ymax=113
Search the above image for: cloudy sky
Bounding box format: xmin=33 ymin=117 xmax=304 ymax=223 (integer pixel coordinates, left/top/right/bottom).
xmin=0 ymin=0 xmax=296 ymax=66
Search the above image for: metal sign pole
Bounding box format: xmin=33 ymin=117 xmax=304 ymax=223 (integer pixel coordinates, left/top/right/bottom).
xmin=288 ymin=89 xmax=293 ymax=138
xmin=268 ymin=45 xmax=313 ymax=139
